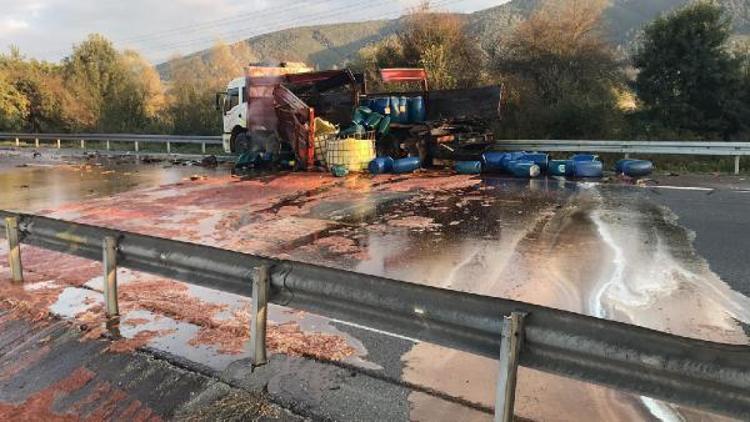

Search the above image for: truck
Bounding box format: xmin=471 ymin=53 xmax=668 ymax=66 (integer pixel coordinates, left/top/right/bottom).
xmin=216 ymin=63 xmax=313 ymax=155
xmin=216 ymin=64 xmax=502 ymax=169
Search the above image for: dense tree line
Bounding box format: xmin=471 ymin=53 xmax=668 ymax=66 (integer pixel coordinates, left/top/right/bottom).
xmin=0 ymin=35 xmax=247 ymax=135
xmin=1 ymin=0 xmax=749 ymax=141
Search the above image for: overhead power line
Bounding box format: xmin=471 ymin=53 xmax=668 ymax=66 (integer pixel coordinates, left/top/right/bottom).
xmin=139 ymin=0 xmax=468 ymax=56
xmin=40 ymin=0 xmax=471 ymax=61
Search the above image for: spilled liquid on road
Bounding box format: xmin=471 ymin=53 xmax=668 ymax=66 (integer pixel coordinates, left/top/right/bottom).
xmin=1 ymin=154 xmax=748 ymax=421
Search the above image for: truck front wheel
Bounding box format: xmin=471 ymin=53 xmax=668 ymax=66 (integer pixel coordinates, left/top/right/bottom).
xmin=229 ymin=129 xmax=246 ymax=154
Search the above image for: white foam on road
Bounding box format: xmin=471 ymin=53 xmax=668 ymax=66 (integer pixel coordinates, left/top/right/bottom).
xmin=647 ymin=185 xmax=714 ymax=192
xmin=591 ymin=207 xmax=685 ymax=422
xmin=588 ymin=187 xmax=750 ymax=421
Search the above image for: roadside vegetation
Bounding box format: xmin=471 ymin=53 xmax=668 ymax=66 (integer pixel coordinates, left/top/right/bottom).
xmin=1 ymin=0 xmax=750 ymax=146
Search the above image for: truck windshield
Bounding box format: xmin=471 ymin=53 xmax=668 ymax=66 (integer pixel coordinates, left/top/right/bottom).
xmin=225 ymin=87 xmax=240 ymax=113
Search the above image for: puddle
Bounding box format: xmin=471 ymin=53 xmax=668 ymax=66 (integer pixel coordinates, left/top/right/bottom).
xmin=0 ymin=155 xmax=221 ymax=213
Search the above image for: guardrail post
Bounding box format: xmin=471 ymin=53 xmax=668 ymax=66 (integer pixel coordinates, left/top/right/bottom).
xmin=103 ymin=236 xmax=119 ymax=317
xmin=495 ymin=312 xmax=525 ymax=422
xmin=35 ymin=138 xmax=39 ymax=148
xmin=56 ymin=139 xmax=61 ymax=149
xmin=4 ymin=217 xmax=23 ymax=283
xmin=134 ymin=141 xmax=139 ymax=152
xmin=80 ymin=139 xmax=85 ymax=149
xmin=250 ymin=264 xmax=270 ymax=366
xmin=201 ymin=142 xmax=206 ymax=154
xmin=106 ymin=140 xmax=111 ymax=151
xmin=15 ymin=137 xmax=19 ymax=147
xmin=624 ymin=153 xmax=630 ymax=159
xmin=735 ymin=156 xmax=741 ymax=175
xmin=166 ymin=141 xmax=171 ymax=154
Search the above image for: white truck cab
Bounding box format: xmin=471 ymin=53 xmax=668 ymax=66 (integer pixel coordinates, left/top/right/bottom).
xmin=218 ymin=77 xmax=247 ymax=154
xmin=217 ymin=64 xmax=313 ymax=154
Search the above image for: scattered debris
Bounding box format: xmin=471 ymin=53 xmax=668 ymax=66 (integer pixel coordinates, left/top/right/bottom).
xmin=106 ymin=329 xmax=176 ymax=353
xmin=201 ymin=155 xmax=218 ymax=167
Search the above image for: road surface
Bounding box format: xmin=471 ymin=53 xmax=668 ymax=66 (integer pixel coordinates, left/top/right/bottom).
xmin=1 ymin=149 xmax=748 ymax=421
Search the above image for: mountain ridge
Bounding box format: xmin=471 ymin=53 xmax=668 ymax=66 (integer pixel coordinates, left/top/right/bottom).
xmin=157 ymin=0 xmax=750 ymax=79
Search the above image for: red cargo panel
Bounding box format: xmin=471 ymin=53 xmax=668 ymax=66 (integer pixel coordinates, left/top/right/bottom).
xmin=379 ymin=68 xmax=428 ymax=83
xmin=274 ymin=86 xmax=315 ymax=170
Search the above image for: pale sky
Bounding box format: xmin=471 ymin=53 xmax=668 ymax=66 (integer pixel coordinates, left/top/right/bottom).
xmin=0 ymin=0 xmax=506 ymax=64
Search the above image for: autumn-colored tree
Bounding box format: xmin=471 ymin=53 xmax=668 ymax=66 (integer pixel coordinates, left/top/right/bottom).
xmin=353 ymin=1 xmax=485 ymax=90
xmin=0 ymin=48 xmax=94 ymax=132
xmin=166 ymin=41 xmax=255 ymax=135
xmin=399 ymin=2 xmax=484 ymax=89
xmin=492 ymin=0 xmax=624 ymax=139
xmin=0 ymin=63 xmax=28 ymax=130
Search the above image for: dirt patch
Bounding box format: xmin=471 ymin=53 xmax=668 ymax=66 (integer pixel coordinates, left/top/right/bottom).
xmin=175 ymin=390 xmax=280 ymax=422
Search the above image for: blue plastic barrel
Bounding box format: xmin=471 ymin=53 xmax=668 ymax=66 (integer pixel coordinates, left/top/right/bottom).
xmin=574 ymin=160 xmax=604 ymax=178
xmin=398 ymin=96 xmax=408 ymax=123
xmin=369 ymin=97 xmax=391 ymax=115
xmin=564 ymin=160 xmax=577 ymax=177
xmin=548 ymin=160 xmax=567 ymax=176
xmin=390 ymin=96 xmax=402 ymax=123
xmin=352 ymin=106 xmax=371 ymax=125
xmin=571 ymin=154 xmax=599 ymax=162
xmin=482 ymin=152 xmax=508 ymax=172
xmin=392 ymin=157 xmax=421 ymax=173
xmin=368 ymin=157 xmax=395 ymax=175
xmin=507 ymin=160 xmax=541 ymax=178
xmin=615 ymin=159 xmax=637 ymax=173
xmin=621 ymin=160 xmax=654 ymax=177
xmin=408 ymin=96 xmax=426 ymax=123
xmin=455 ymin=161 xmax=482 ymax=175
xmin=501 ymin=152 xmax=527 ymax=172
xmin=519 ymin=153 xmax=549 ymax=171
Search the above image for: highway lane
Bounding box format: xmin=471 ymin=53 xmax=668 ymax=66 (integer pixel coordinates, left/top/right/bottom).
xmin=645 ymin=185 xmax=750 ymax=297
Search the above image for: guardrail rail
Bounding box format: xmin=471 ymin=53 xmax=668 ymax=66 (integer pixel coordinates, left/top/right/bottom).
xmin=493 ymin=139 xmax=750 ymax=174
xmin=4 ymin=133 xmax=749 ymax=174
xmin=0 ymin=132 xmax=222 ymax=155
xmin=2 ymin=211 xmax=749 ymax=420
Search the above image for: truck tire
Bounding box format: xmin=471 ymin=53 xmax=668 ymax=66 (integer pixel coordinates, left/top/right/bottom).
xmin=235 ymin=132 xmax=262 ymax=155
xmin=229 ymin=128 xmax=246 ymax=154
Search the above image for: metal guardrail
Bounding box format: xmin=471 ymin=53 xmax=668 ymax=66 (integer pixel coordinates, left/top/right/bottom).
xmin=1 ymin=210 xmax=749 ymax=420
xmin=493 ymin=139 xmax=750 ymax=174
xmin=4 ymin=133 xmax=749 ymax=173
xmin=0 ymin=132 xmax=223 ymax=155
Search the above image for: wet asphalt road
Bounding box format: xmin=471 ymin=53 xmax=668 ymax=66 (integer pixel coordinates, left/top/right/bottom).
xmin=645 ymin=188 xmax=750 ymax=296
xmin=2 ymin=150 xmax=750 ymax=421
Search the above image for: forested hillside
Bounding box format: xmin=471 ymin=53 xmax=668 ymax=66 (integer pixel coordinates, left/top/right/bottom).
xmin=157 ymin=0 xmax=750 ymax=77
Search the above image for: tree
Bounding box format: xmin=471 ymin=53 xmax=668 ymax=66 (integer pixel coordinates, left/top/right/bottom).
xmin=0 ymin=64 xmax=29 ymax=130
xmin=1 ymin=48 xmax=94 ymax=132
xmin=63 ymin=34 xmax=123 ymax=129
xmin=166 ymin=41 xmax=253 ymax=135
xmin=399 ymin=2 xmax=485 ymax=89
xmin=492 ymin=0 xmax=624 ymax=139
xmin=353 ymin=2 xmax=485 ymax=90
xmin=633 ymin=1 xmax=750 ymax=139
xmin=100 ymin=50 xmax=167 ymax=132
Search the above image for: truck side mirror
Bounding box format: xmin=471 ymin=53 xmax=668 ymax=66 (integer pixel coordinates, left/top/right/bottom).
xmin=215 ymin=93 xmax=226 ymax=112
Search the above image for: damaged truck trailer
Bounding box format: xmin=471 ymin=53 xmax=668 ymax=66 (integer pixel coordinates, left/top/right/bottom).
xmin=217 ymin=65 xmax=503 ymax=171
